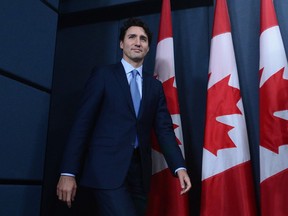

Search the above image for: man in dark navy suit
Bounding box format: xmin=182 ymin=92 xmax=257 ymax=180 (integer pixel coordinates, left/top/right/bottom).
xmin=57 ymin=17 xmax=191 ymax=216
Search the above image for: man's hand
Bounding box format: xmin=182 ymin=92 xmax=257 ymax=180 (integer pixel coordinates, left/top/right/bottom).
xmin=56 ymin=175 xmax=77 ymax=208
xmin=176 ymin=169 xmax=192 ymax=195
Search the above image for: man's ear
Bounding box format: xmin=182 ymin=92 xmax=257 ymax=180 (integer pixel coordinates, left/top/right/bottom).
xmin=120 ymin=41 xmax=123 ymax=49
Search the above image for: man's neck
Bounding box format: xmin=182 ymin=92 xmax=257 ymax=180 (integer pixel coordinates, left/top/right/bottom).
xmin=122 ymin=57 xmax=143 ymax=68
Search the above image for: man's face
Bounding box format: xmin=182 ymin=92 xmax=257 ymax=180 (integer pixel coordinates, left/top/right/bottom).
xmin=120 ymin=26 xmax=150 ymax=66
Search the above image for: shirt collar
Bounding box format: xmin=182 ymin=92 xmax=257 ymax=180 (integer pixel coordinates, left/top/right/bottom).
xmin=121 ymin=58 xmax=143 ymax=77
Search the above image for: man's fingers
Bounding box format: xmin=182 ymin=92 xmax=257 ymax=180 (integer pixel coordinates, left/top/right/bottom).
xmin=58 ymin=190 xmax=73 ymax=208
xmin=179 ymin=174 xmax=192 ymax=195
xmin=185 ymin=176 xmax=192 ymax=190
xmin=67 ymin=200 xmax=72 ymax=208
xmin=180 ymin=183 xmax=191 ymax=195
xmin=72 ymin=188 xmax=77 ymax=201
xmin=56 ymin=176 xmax=77 ymax=208
xmin=56 ymin=189 xmax=62 ymax=200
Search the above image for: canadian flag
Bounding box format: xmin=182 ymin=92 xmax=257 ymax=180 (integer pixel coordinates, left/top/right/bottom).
xmin=200 ymin=0 xmax=256 ymax=215
xmin=259 ymin=0 xmax=288 ymax=215
xmin=145 ymin=0 xmax=189 ymax=215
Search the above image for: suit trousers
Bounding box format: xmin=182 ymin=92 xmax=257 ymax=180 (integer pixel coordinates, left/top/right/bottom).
xmin=74 ymin=148 xmax=148 ymax=216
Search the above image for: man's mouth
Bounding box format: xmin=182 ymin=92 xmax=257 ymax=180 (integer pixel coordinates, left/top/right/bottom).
xmin=132 ymin=49 xmax=142 ymax=53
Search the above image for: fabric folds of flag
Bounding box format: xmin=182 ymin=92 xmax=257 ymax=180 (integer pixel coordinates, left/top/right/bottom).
xmin=145 ymin=0 xmax=189 ymax=215
xmin=200 ymin=0 xmax=256 ymax=215
xmin=259 ymin=0 xmax=288 ymax=215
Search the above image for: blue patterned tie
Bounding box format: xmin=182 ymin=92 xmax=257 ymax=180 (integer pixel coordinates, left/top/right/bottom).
xmin=130 ymin=69 xmax=141 ymax=116
xmin=130 ymin=69 xmax=141 ymax=148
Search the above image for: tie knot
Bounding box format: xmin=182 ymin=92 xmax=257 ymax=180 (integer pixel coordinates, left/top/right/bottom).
xmin=131 ymin=69 xmax=138 ymax=78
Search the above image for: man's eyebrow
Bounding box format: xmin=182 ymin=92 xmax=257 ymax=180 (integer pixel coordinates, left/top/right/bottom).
xmin=127 ymin=33 xmax=137 ymax=37
xmin=127 ymin=33 xmax=147 ymax=38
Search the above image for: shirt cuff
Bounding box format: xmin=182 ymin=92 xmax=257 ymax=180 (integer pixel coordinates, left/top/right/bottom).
xmin=174 ymin=167 xmax=186 ymax=175
xmin=61 ymin=173 xmax=75 ymax=177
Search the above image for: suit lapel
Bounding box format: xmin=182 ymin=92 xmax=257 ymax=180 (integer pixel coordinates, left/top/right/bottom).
xmin=113 ymin=63 xmax=152 ymax=118
xmin=138 ymin=72 xmax=151 ymax=118
xmin=113 ymin=63 xmax=135 ymax=115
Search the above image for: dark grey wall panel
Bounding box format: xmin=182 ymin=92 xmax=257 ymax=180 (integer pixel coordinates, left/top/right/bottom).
xmin=58 ymin=0 xmax=212 ymax=29
xmin=0 ymin=0 xmax=58 ymax=215
xmin=0 ymin=0 xmax=57 ymax=89
xmin=44 ymin=0 xmax=59 ymax=10
xmin=0 ymin=75 xmax=50 ymax=180
xmin=0 ymin=185 xmax=41 ymax=216
xmin=60 ymin=0 xmax=141 ymax=12
xmin=60 ymin=0 xmax=212 ymax=14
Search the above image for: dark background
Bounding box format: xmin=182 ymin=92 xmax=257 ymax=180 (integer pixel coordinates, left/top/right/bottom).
xmin=1 ymin=0 xmax=288 ymax=215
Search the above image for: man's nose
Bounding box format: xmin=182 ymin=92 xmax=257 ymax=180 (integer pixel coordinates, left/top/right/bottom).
xmin=135 ymin=37 xmax=141 ymax=46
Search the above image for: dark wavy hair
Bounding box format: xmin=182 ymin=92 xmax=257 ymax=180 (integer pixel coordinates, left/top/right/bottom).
xmin=119 ymin=17 xmax=153 ymax=46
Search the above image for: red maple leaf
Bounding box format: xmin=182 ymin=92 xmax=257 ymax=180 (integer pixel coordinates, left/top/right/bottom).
xmin=260 ymin=67 xmax=288 ymax=153
xmin=204 ymin=74 xmax=242 ymax=156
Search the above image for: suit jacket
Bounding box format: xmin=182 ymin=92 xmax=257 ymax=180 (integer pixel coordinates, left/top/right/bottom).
xmin=61 ymin=62 xmax=185 ymax=192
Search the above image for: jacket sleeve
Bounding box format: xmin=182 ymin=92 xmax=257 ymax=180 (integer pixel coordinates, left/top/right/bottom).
xmin=153 ymin=81 xmax=186 ymax=174
xmin=60 ymin=67 xmax=105 ymax=175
